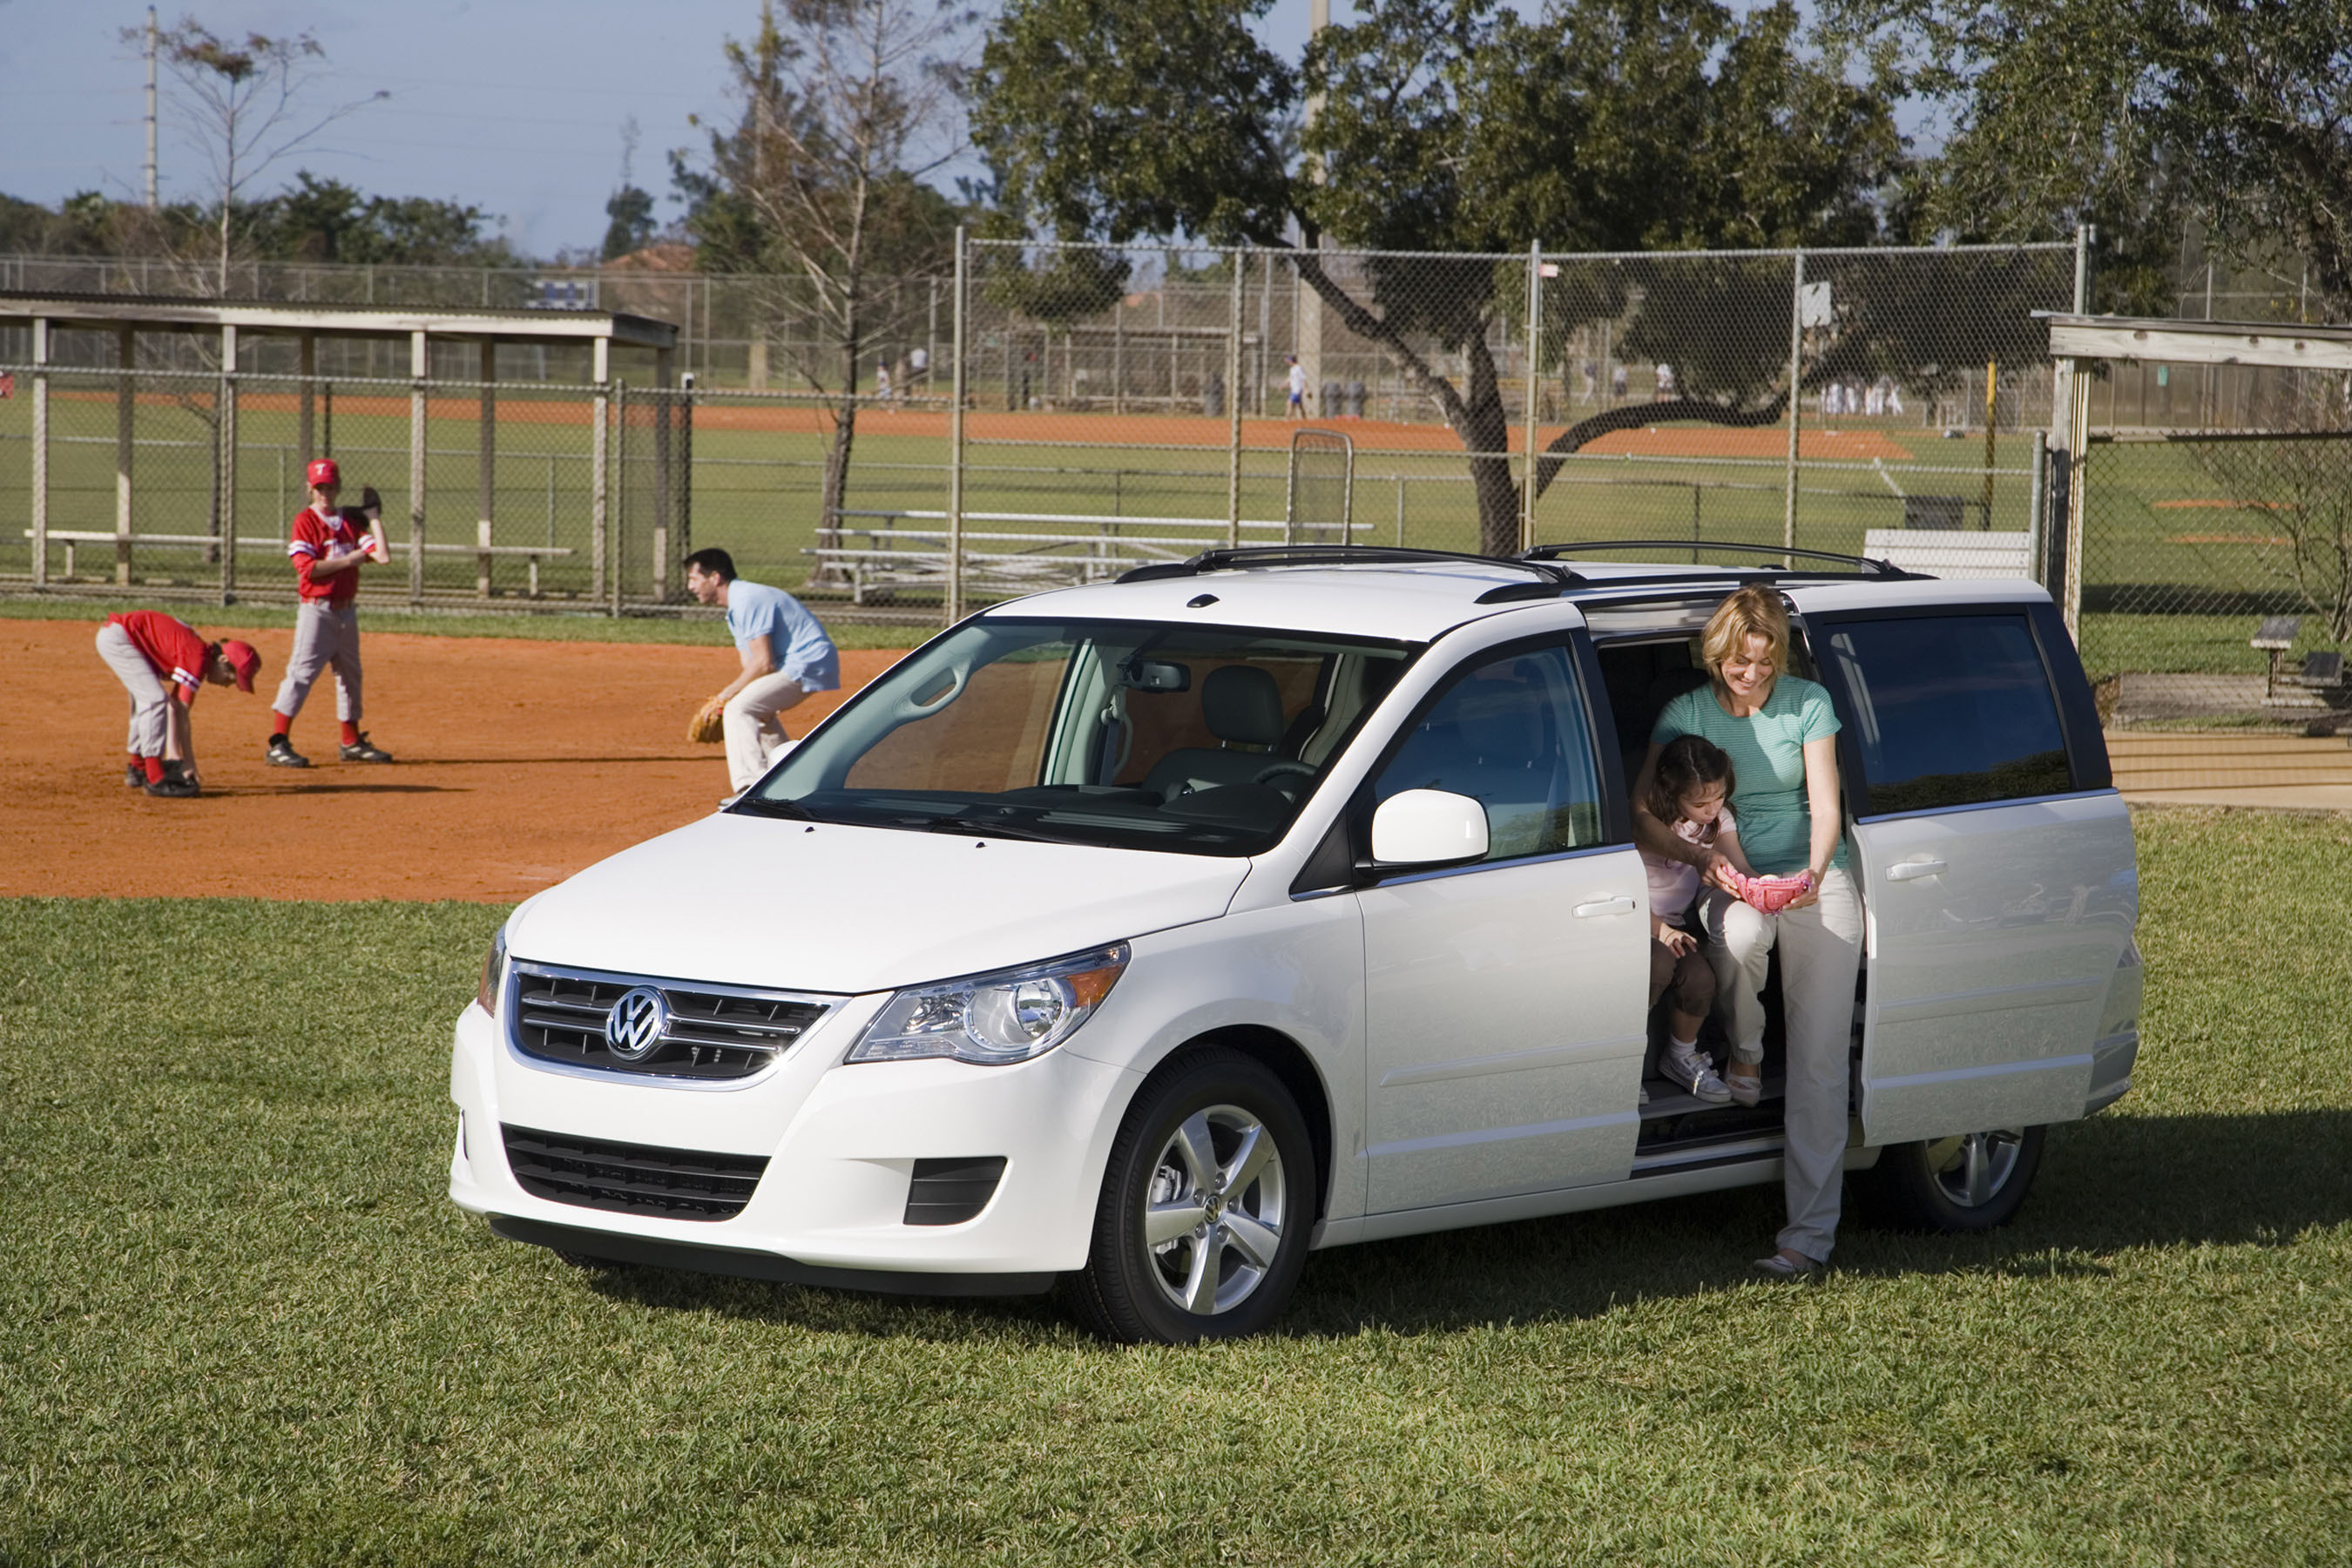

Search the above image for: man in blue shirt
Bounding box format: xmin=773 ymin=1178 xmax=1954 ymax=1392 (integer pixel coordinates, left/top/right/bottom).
xmin=685 ymin=547 xmax=841 ymax=793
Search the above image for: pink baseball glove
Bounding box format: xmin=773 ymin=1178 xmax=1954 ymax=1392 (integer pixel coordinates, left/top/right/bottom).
xmin=1730 ymin=868 xmax=1815 ymax=914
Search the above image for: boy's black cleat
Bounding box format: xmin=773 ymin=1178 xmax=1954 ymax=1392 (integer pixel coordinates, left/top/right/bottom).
xmin=142 ymin=776 xmax=201 ymax=799
xmin=340 ymin=733 xmax=394 ymax=763
xmin=125 ymin=762 xmax=145 ymax=787
xmin=266 ymin=734 xmax=311 ymax=768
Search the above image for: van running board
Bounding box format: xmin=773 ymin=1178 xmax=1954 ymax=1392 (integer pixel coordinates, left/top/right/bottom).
xmin=1629 ymin=1133 xmax=1785 ymax=1179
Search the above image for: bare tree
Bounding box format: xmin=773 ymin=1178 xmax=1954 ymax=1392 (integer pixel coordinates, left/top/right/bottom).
xmin=125 ymin=17 xmax=385 ymax=294
xmin=684 ymin=0 xmax=975 ymax=566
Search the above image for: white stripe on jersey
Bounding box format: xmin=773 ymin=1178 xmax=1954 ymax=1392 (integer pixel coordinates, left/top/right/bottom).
xmin=289 ymin=540 xmax=318 ymax=558
xmin=170 ymin=665 xmax=200 ymax=692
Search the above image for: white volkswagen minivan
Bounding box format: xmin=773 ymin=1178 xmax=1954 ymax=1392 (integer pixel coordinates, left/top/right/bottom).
xmin=448 ymin=545 xmax=2142 ymax=1342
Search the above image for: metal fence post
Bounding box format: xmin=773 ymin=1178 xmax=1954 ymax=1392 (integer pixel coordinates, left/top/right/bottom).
xmin=477 ymin=339 xmax=496 ymax=598
xmin=652 ymin=348 xmax=673 ymax=601
xmin=117 ymin=327 xmax=135 ymax=585
xmin=611 ymin=382 xmax=629 ymax=616
xmin=28 ymin=315 xmax=46 ymax=588
xmin=591 ymin=336 xmax=610 ymax=609
xmin=947 ymin=224 xmax=968 ymax=625
xmin=1782 ymin=250 xmax=1804 ymax=554
xmin=1521 ymin=241 xmax=1542 ymax=552
xmin=219 ymin=323 xmax=239 ymax=603
xmin=1227 ymin=248 xmax=1246 ymax=547
xmin=408 ymin=329 xmax=427 ymax=605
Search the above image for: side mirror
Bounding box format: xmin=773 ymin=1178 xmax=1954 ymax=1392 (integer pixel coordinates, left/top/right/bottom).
xmin=1369 ymin=788 xmax=1490 ymax=868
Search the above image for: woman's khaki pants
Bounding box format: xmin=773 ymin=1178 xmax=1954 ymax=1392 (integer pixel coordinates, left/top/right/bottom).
xmin=1700 ymin=867 xmax=1865 ymax=1262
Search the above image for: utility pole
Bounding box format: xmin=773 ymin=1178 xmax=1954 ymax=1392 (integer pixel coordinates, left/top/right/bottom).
xmin=144 ymin=6 xmax=159 ymax=208
xmin=1294 ymin=0 xmax=1328 ymax=423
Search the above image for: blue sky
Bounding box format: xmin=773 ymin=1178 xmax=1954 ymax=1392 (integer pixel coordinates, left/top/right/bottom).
xmin=1 ymin=0 xmax=1343 ymax=258
xmin=1 ymin=2 xmax=1897 ymax=260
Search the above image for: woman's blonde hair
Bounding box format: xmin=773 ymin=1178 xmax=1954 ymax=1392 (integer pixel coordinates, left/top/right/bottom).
xmin=1700 ymin=585 xmax=1790 ymax=679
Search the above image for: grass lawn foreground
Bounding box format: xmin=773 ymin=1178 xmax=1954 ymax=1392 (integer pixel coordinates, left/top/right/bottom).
xmin=1 ymin=808 xmax=2347 ymax=1565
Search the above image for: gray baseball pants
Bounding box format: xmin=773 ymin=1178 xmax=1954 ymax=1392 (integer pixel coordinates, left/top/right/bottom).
xmin=1700 ymin=866 xmax=1865 ymax=1263
xmin=273 ymin=600 xmax=362 ymax=724
xmin=95 ymin=622 xmax=172 ymax=757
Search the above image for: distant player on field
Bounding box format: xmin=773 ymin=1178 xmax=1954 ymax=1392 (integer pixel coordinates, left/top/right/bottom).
xmin=684 ymin=547 xmax=841 ymax=794
xmin=267 ymin=457 xmax=394 ymax=768
xmin=1286 ymin=355 xmax=1308 ymax=419
xmin=94 ymin=610 xmax=261 ymax=798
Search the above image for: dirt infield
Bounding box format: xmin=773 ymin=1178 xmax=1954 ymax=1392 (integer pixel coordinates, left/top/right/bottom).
xmin=0 ymin=617 xmax=904 ymax=903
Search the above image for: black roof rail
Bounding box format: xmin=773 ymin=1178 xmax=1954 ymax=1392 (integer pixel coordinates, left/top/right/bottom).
xmin=1117 ymin=544 xmax=1586 ymax=598
xmin=1522 ymin=539 xmax=1921 ymax=580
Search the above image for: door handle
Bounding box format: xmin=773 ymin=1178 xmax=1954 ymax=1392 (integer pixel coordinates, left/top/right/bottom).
xmin=1887 ymin=859 xmax=1949 ymax=882
xmin=1572 ymin=896 xmax=1638 ymax=917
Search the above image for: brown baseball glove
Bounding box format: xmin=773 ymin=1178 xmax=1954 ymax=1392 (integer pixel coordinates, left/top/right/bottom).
xmin=687 ymin=699 xmax=726 ymax=744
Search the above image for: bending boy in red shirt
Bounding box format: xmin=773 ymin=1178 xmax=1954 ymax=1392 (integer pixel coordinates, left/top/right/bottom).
xmin=94 ymin=611 xmax=262 ymax=798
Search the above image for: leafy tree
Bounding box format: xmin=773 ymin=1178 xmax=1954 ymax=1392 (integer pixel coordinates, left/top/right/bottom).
xmin=602 ymin=186 xmax=658 ymax=261
xmin=1825 ymin=0 xmax=2352 ymax=316
xmin=672 ymin=0 xmax=976 ymax=569
xmin=973 ymin=0 xmax=1903 ymax=554
xmin=261 ymin=172 xmax=515 ymax=266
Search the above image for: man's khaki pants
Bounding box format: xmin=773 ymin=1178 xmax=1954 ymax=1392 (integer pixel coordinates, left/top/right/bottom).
xmin=723 ymin=672 xmax=807 ymax=791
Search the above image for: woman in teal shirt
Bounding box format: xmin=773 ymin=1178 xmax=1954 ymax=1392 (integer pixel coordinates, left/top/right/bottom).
xmin=1632 ymin=585 xmax=1864 ymax=1276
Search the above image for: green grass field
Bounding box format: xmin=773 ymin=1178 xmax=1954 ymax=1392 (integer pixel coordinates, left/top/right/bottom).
xmin=2 ymin=386 xmax=2335 ymax=687
xmin=3 ymin=807 xmax=2347 ymax=1565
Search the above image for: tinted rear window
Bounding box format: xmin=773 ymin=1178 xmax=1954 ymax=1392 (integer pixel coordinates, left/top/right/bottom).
xmin=1822 ymin=615 xmax=2073 ymax=814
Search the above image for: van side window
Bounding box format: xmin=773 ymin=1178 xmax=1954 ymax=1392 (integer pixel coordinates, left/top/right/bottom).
xmin=1369 ymin=645 xmax=1605 ymax=861
xmin=1825 ymin=615 xmax=2073 ymax=814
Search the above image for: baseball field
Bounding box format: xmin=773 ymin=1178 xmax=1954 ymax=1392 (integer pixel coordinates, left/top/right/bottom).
xmin=3 ymin=608 xmax=2349 ymax=1564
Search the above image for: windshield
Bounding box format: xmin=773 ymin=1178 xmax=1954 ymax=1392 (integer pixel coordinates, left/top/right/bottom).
xmin=740 ymin=617 xmax=1419 ymax=855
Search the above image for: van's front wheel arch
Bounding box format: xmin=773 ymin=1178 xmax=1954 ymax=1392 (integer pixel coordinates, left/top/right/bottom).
xmin=1065 ymin=1044 xmax=1314 ymax=1344
xmin=1857 ymin=1125 xmax=2046 ymax=1233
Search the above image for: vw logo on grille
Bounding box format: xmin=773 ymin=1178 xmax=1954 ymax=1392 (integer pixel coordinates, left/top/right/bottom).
xmin=604 ymin=986 xmax=670 ymax=1061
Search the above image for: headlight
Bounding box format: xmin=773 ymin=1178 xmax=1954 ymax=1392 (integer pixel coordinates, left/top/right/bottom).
xmin=847 ymin=943 xmax=1130 ymax=1065
xmin=476 ymin=926 xmax=508 ymax=1019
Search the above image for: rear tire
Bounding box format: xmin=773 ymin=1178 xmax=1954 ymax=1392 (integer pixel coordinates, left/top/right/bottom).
xmin=1066 ymin=1045 xmax=1315 ymax=1344
xmin=1857 ymin=1125 xmax=2046 ymax=1233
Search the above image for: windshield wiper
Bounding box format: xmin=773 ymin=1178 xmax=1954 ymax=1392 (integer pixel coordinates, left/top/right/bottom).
xmin=919 ymin=810 xmax=1058 ymax=842
xmin=729 ymin=795 xmax=814 ymax=820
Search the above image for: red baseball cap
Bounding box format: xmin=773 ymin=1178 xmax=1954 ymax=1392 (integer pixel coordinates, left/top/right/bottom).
xmin=305 ymin=458 xmax=341 ymax=489
xmin=218 ymin=639 xmax=261 ymax=693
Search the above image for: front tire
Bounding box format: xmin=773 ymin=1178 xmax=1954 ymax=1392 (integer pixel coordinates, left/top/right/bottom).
xmin=1858 ymin=1125 xmax=2046 ymax=1233
xmin=1067 ymin=1046 xmax=1315 ymax=1344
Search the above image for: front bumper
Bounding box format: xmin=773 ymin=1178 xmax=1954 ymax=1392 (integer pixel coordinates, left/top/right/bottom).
xmin=448 ymin=997 xmax=1139 ymax=1282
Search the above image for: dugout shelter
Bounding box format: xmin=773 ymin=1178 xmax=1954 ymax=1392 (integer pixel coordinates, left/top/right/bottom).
xmin=0 ymin=290 xmax=679 ymax=605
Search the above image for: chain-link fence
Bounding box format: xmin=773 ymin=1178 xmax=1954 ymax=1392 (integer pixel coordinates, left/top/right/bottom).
xmin=2077 ymin=370 xmax=2352 ymax=733
xmin=0 ymin=253 xmax=950 ymax=396
xmin=945 ymin=238 xmax=2076 ymax=599
xmin=3 ymin=234 xmax=2080 ymax=615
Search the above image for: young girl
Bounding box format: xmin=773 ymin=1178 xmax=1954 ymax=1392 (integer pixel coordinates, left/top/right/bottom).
xmin=1640 ymin=734 xmax=1743 ymax=1104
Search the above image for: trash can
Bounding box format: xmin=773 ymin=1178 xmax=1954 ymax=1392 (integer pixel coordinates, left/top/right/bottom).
xmin=1345 ymin=380 xmax=1367 ymax=418
xmin=1203 ymin=371 xmax=1225 ymax=417
xmin=1321 ymin=380 xmax=1342 ymax=416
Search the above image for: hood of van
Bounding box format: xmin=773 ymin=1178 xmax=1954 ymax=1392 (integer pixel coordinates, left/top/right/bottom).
xmin=504 ymin=811 xmax=1252 ymax=996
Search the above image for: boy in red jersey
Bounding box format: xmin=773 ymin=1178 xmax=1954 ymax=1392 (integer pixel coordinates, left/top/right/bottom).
xmin=267 ymin=457 xmax=394 ymax=767
xmin=94 ymin=611 xmax=262 ymax=798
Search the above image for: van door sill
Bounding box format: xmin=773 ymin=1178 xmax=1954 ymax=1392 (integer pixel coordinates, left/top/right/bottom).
xmin=1630 ymin=1135 xmax=1784 ymax=1178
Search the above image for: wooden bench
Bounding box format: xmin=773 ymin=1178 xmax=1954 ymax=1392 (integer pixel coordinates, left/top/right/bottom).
xmin=1862 ymin=528 xmax=2033 ymax=580
xmin=25 ymin=530 xmax=575 ymax=596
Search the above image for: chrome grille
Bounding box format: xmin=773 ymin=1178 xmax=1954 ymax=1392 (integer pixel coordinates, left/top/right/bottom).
xmin=508 ymin=961 xmax=833 ymax=1081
